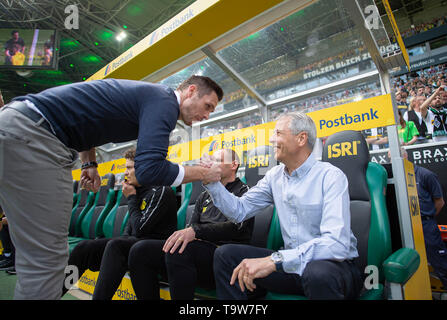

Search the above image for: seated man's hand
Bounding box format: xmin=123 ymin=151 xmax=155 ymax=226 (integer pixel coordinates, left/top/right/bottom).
xmin=163 ymin=227 xmax=196 ymax=254
xmin=230 ymin=256 xmax=276 ymax=292
xmin=122 ymin=181 xmax=136 ymax=198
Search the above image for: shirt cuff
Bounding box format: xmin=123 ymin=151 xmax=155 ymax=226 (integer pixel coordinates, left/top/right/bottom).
xmin=279 ymin=243 xmax=314 ymax=276
xmin=171 ymin=164 xmax=184 ymax=187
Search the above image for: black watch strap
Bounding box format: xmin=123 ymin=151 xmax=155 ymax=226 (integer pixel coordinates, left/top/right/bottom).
xmin=275 ymin=261 xmax=284 ymax=272
xmin=81 ymin=161 xmax=98 ymax=170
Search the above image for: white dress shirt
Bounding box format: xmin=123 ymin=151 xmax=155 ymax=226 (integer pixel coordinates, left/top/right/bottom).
xmin=204 ymin=153 xmax=359 ymax=275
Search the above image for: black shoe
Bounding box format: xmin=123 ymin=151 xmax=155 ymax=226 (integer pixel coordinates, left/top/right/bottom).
xmin=0 ymin=258 xmax=14 ymax=270
xmin=5 ymin=266 xmax=16 ymax=275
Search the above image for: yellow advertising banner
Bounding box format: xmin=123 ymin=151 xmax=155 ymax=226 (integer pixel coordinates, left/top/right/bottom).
xmin=72 ymin=158 xmax=126 ymax=181
xmin=72 ymin=94 xmax=395 ymax=177
xmin=167 ymin=121 xmax=276 ymax=164
xmin=167 ymin=93 xmax=396 ymax=164
xmin=309 ymin=93 xmax=395 ymax=138
xmin=77 ymin=270 xmax=138 ymax=300
xmin=90 ymin=0 xmax=218 ymax=81
xmin=401 ymin=159 xmax=432 ymax=300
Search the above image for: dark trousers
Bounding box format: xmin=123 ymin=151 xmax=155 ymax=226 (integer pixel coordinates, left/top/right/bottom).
xmin=0 ymin=225 xmax=15 ymax=261
xmin=165 ymin=240 xmax=218 ymax=299
xmin=64 ymin=236 xmax=139 ymax=299
xmin=422 ymin=218 xmax=447 ymax=289
xmin=127 ymin=239 xmax=166 ymax=300
xmin=213 ymin=244 xmax=363 ymax=300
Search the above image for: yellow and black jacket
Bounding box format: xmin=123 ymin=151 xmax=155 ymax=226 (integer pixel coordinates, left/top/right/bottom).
xmin=187 ymin=178 xmax=254 ymax=245
xmin=124 ymin=185 xmax=177 ymax=240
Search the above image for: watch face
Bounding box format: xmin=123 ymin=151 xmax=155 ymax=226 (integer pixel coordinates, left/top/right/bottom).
xmin=271 ymin=252 xmax=283 ymax=263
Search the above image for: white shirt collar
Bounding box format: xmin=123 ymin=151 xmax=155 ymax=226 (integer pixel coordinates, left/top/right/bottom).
xmin=174 ymin=90 xmax=181 ymax=105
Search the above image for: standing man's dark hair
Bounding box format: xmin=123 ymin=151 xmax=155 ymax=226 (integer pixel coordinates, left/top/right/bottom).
xmin=177 ymin=75 xmax=224 ymax=101
xmin=0 ymin=74 xmax=223 ymax=299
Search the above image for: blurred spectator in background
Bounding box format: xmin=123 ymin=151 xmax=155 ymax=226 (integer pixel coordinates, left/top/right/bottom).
xmin=0 ymin=90 xmax=4 ymax=108
xmin=397 ymin=111 xmax=419 ymax=146
xmin=400 ymin=15 xmax=447 ymax=38
xmin=423 ymin=86 xmax=447 ymax=142
xmin=404 ymin=95 xmax=431 ymax=141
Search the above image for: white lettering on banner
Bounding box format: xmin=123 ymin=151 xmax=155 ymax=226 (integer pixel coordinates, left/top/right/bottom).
xmin=160 ymin=8 xmax=194 ymax=37
xmin=111 ymin=51 xmax=133 ymax=70
xmin=303 ymin=44 xmax=399 ymax=80
xmin=412 ymin=147 xmax=447 ymax=165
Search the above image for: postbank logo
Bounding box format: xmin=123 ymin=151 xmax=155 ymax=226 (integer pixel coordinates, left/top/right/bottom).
xmin=148 ymin=30 xmax=159 ymax=46
xmin=110 ymin=163 xmax=126 ymax=172
xmin=103 ymin=51 xmax=133 ymax=77
xmin=308 ymin=94 xmax=395 ymax=138
xmin=209 ymin=140 xmax=220 ymax=152
xmin=327 ymin=141 xmax=361 ymax=158
xmin=208 ymin=135 xmax=256 ymax=153
xmin=104 ymin=64 xmax=111 ymax=76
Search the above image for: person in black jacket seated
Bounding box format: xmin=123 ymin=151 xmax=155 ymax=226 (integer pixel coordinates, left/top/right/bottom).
xmin=127 ymin=148 xmax=253 ymax=299
xmin=62 ymin=148 xmax=177 ymax=299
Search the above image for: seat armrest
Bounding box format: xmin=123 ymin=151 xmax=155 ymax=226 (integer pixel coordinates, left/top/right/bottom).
xmin=383 ymin=248 xmax=420 ymax=284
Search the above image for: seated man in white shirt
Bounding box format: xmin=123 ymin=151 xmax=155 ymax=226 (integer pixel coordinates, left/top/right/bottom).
xmin=203 ymin=112 xmax=362 ymax=300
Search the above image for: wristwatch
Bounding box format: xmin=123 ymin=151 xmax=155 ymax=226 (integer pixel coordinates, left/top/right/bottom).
xmin=81 ymin=161 xmax=98 ymax=170
xmin=270 ymin=252 xmax=284 ymax=272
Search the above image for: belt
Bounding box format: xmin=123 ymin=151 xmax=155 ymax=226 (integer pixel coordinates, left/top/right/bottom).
xmin=8 ymin=101 xmax=54 ymax=135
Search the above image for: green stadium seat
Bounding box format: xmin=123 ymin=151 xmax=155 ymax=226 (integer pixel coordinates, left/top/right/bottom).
xmin=72 ymin=180 xmax=79 ymax=208
xmin=69 ymin=187 xmax=95 ymax=237
xmin=68 ymin=173 xmax=116 ymax=252
xmin=177 ymin=181 xmax=203 ymax=230
xmin=80 ymin=173 xmax=116 ymax=239
xmin=102 ymin=189 xmax=129 ymax=239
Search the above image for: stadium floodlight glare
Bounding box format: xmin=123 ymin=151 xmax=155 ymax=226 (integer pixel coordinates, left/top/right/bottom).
xmin=116 ymin=31 xmax=127 ymax=41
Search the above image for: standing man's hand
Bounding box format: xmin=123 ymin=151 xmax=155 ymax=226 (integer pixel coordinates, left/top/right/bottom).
xmin=202 ymin=163 xmax=222 ymax=185
xmin=79 ymin=148 xmax=100 ymax=192
xmin=80 ymin=167 xmax=101 ymax=193
xmin=199 ymin=153 xmax=213 ymax=168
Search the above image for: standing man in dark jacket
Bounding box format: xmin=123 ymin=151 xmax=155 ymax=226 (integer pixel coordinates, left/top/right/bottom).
xmin=0 ymin=75 xmax=223 ymax=299
xmin=64 ymin=148 xmax=177 ymax=299
xmin=127 ymin=149 xmax=254 ymax=300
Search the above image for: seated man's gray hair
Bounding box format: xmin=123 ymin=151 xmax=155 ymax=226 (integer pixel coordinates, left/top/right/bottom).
xmin=279 ymin=112 xmax=317 ymax=150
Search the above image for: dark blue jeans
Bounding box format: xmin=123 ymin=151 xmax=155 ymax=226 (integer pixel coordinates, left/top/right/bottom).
xmin=213 ymin=244 xmax=362 ymax=300
xmin=422 ymin=218 xmax=447 ymax=289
